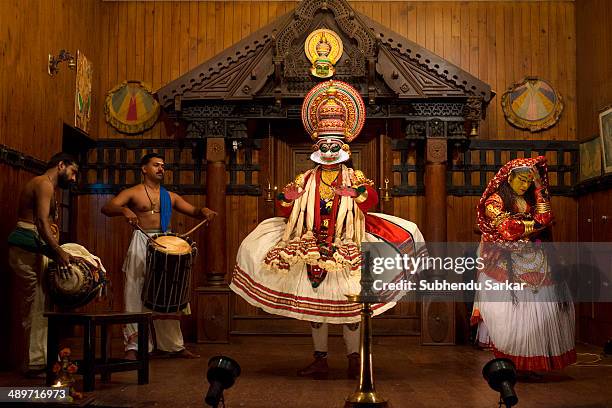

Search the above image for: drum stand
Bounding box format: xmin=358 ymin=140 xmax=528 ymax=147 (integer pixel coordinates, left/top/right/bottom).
xmin=344 ymin=250 xmax=389 ymax=408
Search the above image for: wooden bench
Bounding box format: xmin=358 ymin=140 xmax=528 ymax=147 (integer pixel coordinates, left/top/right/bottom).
xmin=44 ymin=312 xmax=151 ymax=391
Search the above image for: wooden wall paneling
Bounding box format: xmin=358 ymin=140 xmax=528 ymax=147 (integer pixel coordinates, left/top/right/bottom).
xmin=106 ymin=1 xmax=118 ymax=140
xmin=0 ymin=166 xmax=38 ymax=367
xmin=159 ymin=2 xmax=172 ymax=139
xmin=551 ymin=196 xmax=578 ymax=242
xmin=576 ymin=189 xmax=612 ymax=346
xmin=564 ymin=1 xmax=577 ymax=141
xmin=585 ymin=192 xmax=612 ymax=346
xmin=476 ymin=3 xmax=487 ymax=138
xmin=556 ymin=1 xmax=567 ymax=140
xmin=393 ymin=2 xmax=405 ymax=38
xmin=520 ymin=3 xmax=531 ymax=137
xmin=446 ymin=196 xmax=480 ymax=243
xmin=485 ymin=3 xmax=496 ymax=138
xmin=226 ymin=195 xmax=259 ymax=285
xmin=196 ymin=2 xmax=207 ymax=65
xmin=92 ymin=1 xmax=576 ymax=142
xmin=169 ymin=3 xmax=180 ymax=84
xmin=577 ymin=0 xmax=612 ymax=141
xmin=152 ymin=2 xmax=164 ymax=140
xmin=98 ymin=1 xmax=108 ymax=141
xmin=179 ymin=2 xmax=190 ymax=78
xmin=143 ymin=2 xmax=154 ymax=92
xmin=493 ymin=5 xmax=505 ymax=141
xmin=505 ymin=4 xmax=517 ymax=140
xmin=0 ymin=0 xmax=100 ymax=155
xmin=187 ymin=2 xmax=198 ymax=73
xmin=116 ymin=1 xmax=127 ymax=115
xmin=459 ymin=3 xmax=470 ymax=125
xmin=576 ymin=193 xmax=593 ymax=345
xmin=593 ymin=190 xmax=612 ymax=242
xmin=128 ymin=2 xmax=138 ymax=81
xmin=577 ymin=194 xmax=594 ymax=242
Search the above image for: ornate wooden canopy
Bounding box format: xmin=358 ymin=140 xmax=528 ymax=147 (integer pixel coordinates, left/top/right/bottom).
xmin=156 ymin=0 xmax=493 ymax=140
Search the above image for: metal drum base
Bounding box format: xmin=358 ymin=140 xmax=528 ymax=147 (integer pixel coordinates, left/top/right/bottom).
xmin=344 ymin=391 xmax=388 ymax=408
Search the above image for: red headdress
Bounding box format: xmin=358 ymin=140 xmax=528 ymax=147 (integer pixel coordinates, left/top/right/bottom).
xmin=477 ymin=156 xmax=549 ymax=242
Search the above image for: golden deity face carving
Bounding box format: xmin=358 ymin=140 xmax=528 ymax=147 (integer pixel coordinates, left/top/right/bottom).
xmin=305 ymin=29 xmax=343 ymax=79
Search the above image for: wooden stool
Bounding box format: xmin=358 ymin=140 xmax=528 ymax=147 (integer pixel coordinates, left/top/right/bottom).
xmin=44 ymin=312 xmax=151 ymax=391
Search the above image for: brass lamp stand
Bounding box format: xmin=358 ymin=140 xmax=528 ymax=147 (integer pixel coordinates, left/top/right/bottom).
xmin=344 ymin=250 xmax=389 ymax=408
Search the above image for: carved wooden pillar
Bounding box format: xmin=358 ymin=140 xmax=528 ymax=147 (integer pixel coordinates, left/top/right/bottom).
xmin=421 ymin=137 xmax=455 ymax=345
xmin=205 ymin=138 xmax=227 ymax=285
xmin=196 ymin=137 xmax=230 ymax=343
xmin=424 ymin=137 xmax=447 ymax=243
xmin=258 ymin=132 xmax=276 ymax=221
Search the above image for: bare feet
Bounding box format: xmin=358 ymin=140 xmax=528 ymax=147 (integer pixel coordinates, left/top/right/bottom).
xmin=169 ymin=348 xmax=200 ymax=359
xmin=123 ymin=350 xmax=138 ymax=361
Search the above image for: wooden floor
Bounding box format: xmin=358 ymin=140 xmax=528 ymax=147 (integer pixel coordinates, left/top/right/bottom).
xmin=1 ymin=337 xmax=611 ymax=408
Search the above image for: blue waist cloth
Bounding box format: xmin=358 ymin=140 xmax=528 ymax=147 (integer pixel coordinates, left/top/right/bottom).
xmin=160 ymin=186 xmax=172 ymax=233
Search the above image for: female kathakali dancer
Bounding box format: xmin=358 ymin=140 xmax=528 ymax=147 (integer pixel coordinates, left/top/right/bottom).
xmin=471 ymin=156 xmax=576 ymax=376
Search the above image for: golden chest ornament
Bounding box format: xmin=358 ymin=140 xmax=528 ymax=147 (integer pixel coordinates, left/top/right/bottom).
xmin=319 ymin=169 xmax=339 ymax=201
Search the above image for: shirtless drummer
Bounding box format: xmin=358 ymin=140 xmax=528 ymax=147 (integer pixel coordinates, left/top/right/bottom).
xmin=7 ymin=152 xmax=79 ymax=375
xmin=101 ymin=153 xmax=216 ymax=360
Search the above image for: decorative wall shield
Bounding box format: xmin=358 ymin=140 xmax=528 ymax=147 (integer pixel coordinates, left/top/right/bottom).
xmin=75 ymin=50 xmax=93 ymax=133
xmin=104 ymin=81 xmax=160 ymax=134
xmin=501 ymin=77 xmax=563 ymax=132
xmin=304 ymin=29 xmax=343 ymax=78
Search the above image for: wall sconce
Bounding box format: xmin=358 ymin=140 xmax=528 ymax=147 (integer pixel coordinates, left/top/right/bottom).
xmin=379 ymin=178 xmax=392 ymax=202
xmin=264 ymin=179 xmax=278 ymax=203
xmin=48 ymin=50 xmax=76 ymax=77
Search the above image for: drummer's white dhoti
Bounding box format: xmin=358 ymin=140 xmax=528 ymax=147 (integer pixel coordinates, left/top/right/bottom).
xmin=8 ymin=222 xmax=49 ymax=372
xmin=123 ymin=230 xmax=185 ymax=353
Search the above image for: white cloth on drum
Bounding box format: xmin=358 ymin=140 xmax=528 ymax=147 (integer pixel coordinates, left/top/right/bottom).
xmin=61 ymin=243 xmax=106 ymax=274
xmin=123 ymin=230 xmax=185 ymax=353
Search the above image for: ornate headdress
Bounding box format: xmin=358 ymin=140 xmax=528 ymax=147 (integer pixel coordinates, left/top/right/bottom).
xmin=301 ymin=80 xmax=365 ymax=165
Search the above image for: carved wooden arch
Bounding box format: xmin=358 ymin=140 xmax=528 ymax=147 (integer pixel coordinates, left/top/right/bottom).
xmin=155 ymin=0 xmax=495 ymax=143
xmin=157 ymin=0 xmax=493 ymax=107
xmin=274 ymin=0 xmax=378 ymax=69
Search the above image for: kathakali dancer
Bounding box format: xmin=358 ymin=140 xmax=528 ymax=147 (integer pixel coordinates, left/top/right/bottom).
xmin=471 ymin=156 xmax=576 ymax=374
xmin=230 ymin=80 xmax=426 ymax=379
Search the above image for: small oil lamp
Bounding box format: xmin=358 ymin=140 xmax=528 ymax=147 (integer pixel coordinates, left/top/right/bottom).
xmin=264 ymin=179 xmax=278 ymax=203
xmin=379 ymin=178 xmax=392 ymax=202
